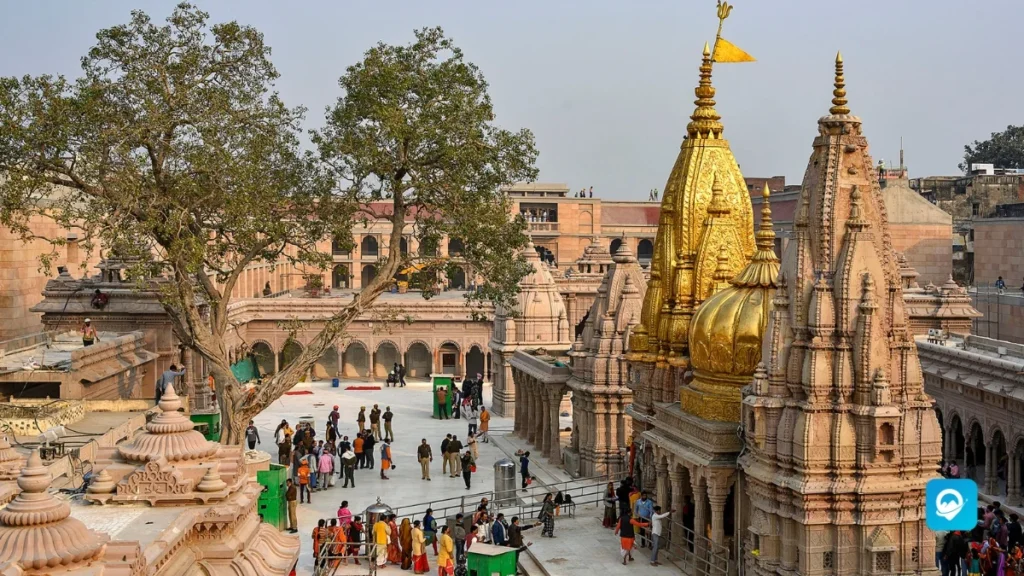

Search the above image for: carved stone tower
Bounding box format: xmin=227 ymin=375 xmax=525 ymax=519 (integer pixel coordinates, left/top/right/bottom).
xmin=740 ymin=54 xmax=942 ymax=576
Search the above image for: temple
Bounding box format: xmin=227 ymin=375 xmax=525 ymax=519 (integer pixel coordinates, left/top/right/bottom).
xmin=740 ymin=54 xmax=941 ymax=576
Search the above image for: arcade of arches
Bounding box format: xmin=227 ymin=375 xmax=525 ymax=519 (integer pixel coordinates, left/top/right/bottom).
xmin=244 ymin=338 xmax=491 ymax=382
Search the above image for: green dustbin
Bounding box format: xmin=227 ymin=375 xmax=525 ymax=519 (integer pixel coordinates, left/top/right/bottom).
xmin=257 ymin=464 xmax=288 ymax=530
xmin=190 ymin=412 xmax=221 ymax=441
xmin=431 ymin=375 xmax=455 ymax=419
xmin=467 ymin=543 xmax=518 ymax=576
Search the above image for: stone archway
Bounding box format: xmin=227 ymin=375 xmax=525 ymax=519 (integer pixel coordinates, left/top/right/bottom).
xmin=342 ymin=342 xmax=369 ymax=378
xmin=466 ymin=345 xmax=485 ymax=379
xmin=404 ymin=342 xmax=431 ymax=378
xmin=332 ymin=265 xmax=350 ymax=289
xmin=949 ymin=413 xmax=965 ymax=466
xmin=361 ymin=264 xmax=377 ymax=288
xmin=610 ymin=237 xmax=623 ymax=255
xmin=451 ymin=267 xmax=467 ymax=290
xmin=991 ymin=428 xmax=1008 ymax=496
xmin=251 ymin=341 xmax=275 ymax=376
xmin=637 ymin=239 xmax=654 ymax=267
xmin=374 ymin=341 xmax=401 ymax=379
xmin=447 ymin=238 xmax=464 ymax=257
xmin=439 ymin=342 xmax=460 ymax=375
xmin=313 ymin=347 xmax=339 ymax=380
xmin=361 ymin=235 xmax=379 ymax=258
xmin=278 ymin=340 xmax=303 ymax=372
xmin=967 ymin=420 xmax=986 ymax=485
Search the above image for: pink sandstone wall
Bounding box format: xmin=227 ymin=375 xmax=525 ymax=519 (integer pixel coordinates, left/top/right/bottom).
xmin=0 ymin=216 xmax=101 ymax=341
xmin=890 ymin=223 xmax=953 ymax=285
xmin=973 ymin=219 xmax=1024 ymax=288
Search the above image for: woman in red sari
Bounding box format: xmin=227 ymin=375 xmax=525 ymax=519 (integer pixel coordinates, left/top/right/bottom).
xmin=387 ymin=514 xmax=402 ymax=565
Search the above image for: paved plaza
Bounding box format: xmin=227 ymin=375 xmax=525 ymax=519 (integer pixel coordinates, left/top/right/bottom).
xmin=250 ymin=378 xmax=674 ymax=575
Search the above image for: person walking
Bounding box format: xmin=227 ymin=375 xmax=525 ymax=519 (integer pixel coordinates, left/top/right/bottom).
xmin=81 ymin=318 xmax=99 ymax=346
xmin=363 ymin=433 xmax=376 ymax=469
xmin=477 ymin=407 xmax=490 ymax=443
xmin=467 ymin=433 xmax=478 ymax=460
xmin=369 ymin=404 xmax=382 ymax=440
xmin=372 ymin=515 xmax=391 ymax=571
xmin=418 ymin=438 xmax=433 ymax=480
xmin=491 ymin=513 xmax=508 ymax=546
xmin=440 ymin=434 xmax=452 ymax=476
xmin=297 ymin=458 xmax=312 ymax=503
xmin=244 ymin=420 xmax=261 ymax=450
xmin=436 ymin=386 xmax=450 ymax=419
xmin=329 ymin=405 xmax=340 ymax=438
xmin=539 ymin=494 xmax=556 ymax=537
xmin=453 ymin=514 xmax=467 ymax=563
xmin=318 ymin=447 xmax=334 ymax=491
xmin=338 ymin=501 xmax=353 ymax=528
xmin=353 ymin=433 xmax=365 ymax=469
xmin=423 ymin=508 xmax=438 ymax=555
xmin=383 ymin=406 xmax=395 ymax=442
xmin=285 ymin=478 xmax=298 ymax=533
xmin=357 ymin=406 xmax=367 ymax=433
xmin=437 ymin=525 xmax=455 ymax=576
xmin=380 ymin=440 xmax=393 ymax=480
xmin=520 ymin=451 xmax=531 ymax=491
xmin=398 ymin=363 xmax=407 ymax=387
xmin=616 ymin=514 xmax=649 ymax=565
xmin=650 ymin=505 xmax=674 ymax=566
xmin=412 ymin=520 xmax=429 ymax=574
xmin=463 ymin=401 xmax=478 ymax=437
xmin=461 ymin=449 xmax=475 ymax=490
xmin=507 ymin=517 xmax=539 ymax=568
xmin=448 ymin=435 xmax=463 ymax=477
xmin=278 ymin=433 xmax=292 ymax=466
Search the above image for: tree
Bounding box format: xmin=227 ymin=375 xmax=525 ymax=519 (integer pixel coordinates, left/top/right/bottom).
xmin=960 ymin=125 xmax=1024 ymax=172
xmin=0 ymin=5 xmax=537 ymax=444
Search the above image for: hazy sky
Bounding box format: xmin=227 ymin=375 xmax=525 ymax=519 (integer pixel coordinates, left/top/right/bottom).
xmin=1 ymin=1 xmax=1020 ymax=200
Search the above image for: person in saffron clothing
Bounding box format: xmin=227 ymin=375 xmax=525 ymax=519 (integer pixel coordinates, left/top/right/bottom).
xmin=400 ymin=518 xmax=413 ymax=570
xmin=437 ymin=525 xmax=455 ymax=576
xmin=380 ymin=441 xmax=393 ymax=480
xmin=615 ymin=514 xmax=650 ymax=565
xmin=387 ymin=514 xmax=402 ymax=565
xmin=412 ymin=520 xmax=430 ymax=574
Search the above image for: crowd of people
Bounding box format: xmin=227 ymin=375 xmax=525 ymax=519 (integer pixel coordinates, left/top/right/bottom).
xmin=938 ymin=501 xmax=1024 ymax=576
xmin=602 ymin=478 xmax=677 ymax=566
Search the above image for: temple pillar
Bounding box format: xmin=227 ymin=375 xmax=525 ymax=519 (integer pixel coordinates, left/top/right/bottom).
xmin=691 ymin=476 xmax=708 ymax=553
xmin=547 ymin=386 xmax=565 ymax=462
xmin=608 ymin=399 xmax=619 ymax=470
xmin=524 ymin=379 xmax=536 ymax=445
xmin=708 ymin=490 xmax=728 ymax=548
xmin=986 ymin=442 xmax=998 ymax=495
xmin=538 ymin=384 xmax=550 ymax=453
xmin=1008 ymin=452 xmax=1021 ymax=506
xmin=593 ymin=397 xmax=607 ymax=473
xmin=513 ymin=368 xmax=523 ymax=436
xmin=530 ymin=382 xmax=542 ymax=447
xmin=669 ymin=468 xmax=684 ymax=524
xmin=656 ymin=460 xmax=670 ymax=508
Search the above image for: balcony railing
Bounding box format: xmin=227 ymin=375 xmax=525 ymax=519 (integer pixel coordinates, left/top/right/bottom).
xmin=528 ymin=222 xmax=560 ymax=233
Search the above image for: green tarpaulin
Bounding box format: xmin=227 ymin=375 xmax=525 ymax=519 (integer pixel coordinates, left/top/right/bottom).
xmin=231 ymin=357 xmax=257 ymax=383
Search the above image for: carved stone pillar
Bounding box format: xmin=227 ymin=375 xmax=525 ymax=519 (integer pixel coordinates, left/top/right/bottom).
xmin=513 ymin=369 xmax=524 ymax=436
xmin=708 ymin=490 xmax=728 ymax=547
xmin=547 ymin=386 xmax=565 ymax=462
xmin=669 ymin=468 xmax=684 ymax=524
xmin=499 ymin=354 xmax=516 ymax=419
xmin=986 ymin=441 xmax=998 ymax=495
xmin=691 ymin=476 xmax=708 ymax=549
xmin=524 ymin=379 xmax=536 ymax=445
xmin=1008 ymin=452 xmax=1021 ymax=506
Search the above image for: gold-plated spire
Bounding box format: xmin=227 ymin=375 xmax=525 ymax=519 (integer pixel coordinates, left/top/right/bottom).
xmin=687 ymin=43 xmax=724 ymax=139
xmin=830 ymin=51 xmax=850 ymax=115
xmin=707 ymin=174 xmax=730 ymax=215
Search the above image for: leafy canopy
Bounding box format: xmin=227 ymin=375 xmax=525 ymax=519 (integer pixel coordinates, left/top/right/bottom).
xmin=960 ymin=125 xmax=1024 ymax=173
xmin=0 ymin=4 xmax=537 ymax=443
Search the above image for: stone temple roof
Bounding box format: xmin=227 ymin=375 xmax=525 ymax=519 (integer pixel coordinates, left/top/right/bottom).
xmin=493 ymin=242 xmax=570 ymax=347
xmin=117 ymin=385 xmax=217 ymax=463
xmin=0 ymin=450 xmax=107 ymax=571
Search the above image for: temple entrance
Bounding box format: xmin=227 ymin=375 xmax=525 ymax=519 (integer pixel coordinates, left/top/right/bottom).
xmin=251 ymin=342 xmax=275 ymax=376
xmin=374 ymin=342 xmax=400 ymax=379
xmin=404 ymin=342 xmax=431 ymax=378
xmin=439 ymin=342 xmax=460 ymax=375
xmin=342 ymin=342 xmax=369 ymax=378
xmin=313 ymin=347 xmax=339 ymax=379
xmin=278 ymin=340 xmax=303 ymax=372
xmin=466 ymin=345 xmax=485 ymax=379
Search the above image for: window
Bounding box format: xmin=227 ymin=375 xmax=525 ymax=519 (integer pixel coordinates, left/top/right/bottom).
xmin=875 ymin=552 xmax=892 ymax=572
xmin=823 ymin=552 xmax=834 ymax=570
xmin=972 ymin=202 xmax=980 ymax=216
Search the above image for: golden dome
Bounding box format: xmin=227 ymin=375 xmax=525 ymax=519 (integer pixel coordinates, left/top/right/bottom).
xmin=682 ymin=184 xmax=779 ymax=422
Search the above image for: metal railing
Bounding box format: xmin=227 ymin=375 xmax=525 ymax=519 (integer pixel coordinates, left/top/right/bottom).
xmin=313 ymin=537 xmax=380 ymax=576
xmin=654 ymin=518 xmax=733 ymax=576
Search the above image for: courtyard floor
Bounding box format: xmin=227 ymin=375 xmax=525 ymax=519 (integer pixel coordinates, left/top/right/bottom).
xmin=251 ymin=378 xmax=675 ymax=576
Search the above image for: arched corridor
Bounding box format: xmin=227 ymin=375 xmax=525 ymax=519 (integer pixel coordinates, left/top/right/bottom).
xmin=451 ymin=267 xmax=467 ymax=290
xmin=313 ymin=347 xmax=339 ymax=379
xmin=342 ymin=342 xmax=369 ymax=379
xmin=466 ymin=345 xmax=485 ymax=379
xmin=332 ymin=265 xmax=350 ymax=289
xmin=374 ymin=342 xmax=401 ymax=379
xmin=361 ymin=264 xmax=376 ymax=287
xmin=361 ymin=236 xmax=379 ymax=258
xmin=439 ymin=342 xmax=460 ymax=375
xmin=251 ymin=342 xmax=275 ymax=376
xmin=278 ymin=340 xmax=303 ymax=372
xmin=404 ymin=342 xmax=431 ymax=378
xmin=637 ymin=238 xmax=654 ymax=267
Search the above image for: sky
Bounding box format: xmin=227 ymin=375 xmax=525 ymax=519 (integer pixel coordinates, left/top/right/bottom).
xmin=1 ymin=0 xmax=1020 ymax=201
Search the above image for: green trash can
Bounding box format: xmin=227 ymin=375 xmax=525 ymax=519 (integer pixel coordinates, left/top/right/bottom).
xmin=431 ymin=375 xmax=455 ymax=419
xmin=257 ymin=464 xmax=288 ymax=530
xmin=190 ymin=412 xmax=221 ymax=441
xmin=467 ymin=543 xmax=518 ymax=576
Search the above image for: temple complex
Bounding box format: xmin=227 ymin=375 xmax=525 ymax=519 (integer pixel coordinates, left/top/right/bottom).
xmin=563 ymin=242 xmax=647 ymax=477
xmin=740 ymin=55 xmax=941 ymax=576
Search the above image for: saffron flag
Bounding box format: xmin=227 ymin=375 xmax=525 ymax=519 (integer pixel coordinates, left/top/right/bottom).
xmin=713 ymin=37 xmax=755 ymax=63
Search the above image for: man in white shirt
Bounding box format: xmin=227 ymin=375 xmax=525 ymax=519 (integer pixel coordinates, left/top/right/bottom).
xmin=650 ymin=505 xmax=674 ymax=566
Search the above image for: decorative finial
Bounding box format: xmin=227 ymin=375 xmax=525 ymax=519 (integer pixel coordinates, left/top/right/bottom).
xmin=713 ymin=246 xmax=732 ymax=283
xmin=687 ymin=43 xmax=724 ymax=139
xmin=830 ymin=51 xmax=850 ymax=115
xmin=707 ymin=173 xmax=730 ymax=215
xmin=847 ymin=185 xmax=868 ymax=230
xmin=755 ymin=183 xmax=777 ymax=252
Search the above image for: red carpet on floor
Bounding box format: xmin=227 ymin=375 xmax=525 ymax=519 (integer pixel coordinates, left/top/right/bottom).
xmin=284 ymin=390 xmax=314 ymax=396
xmin=345 ymin=386 xmax=382 ymax=391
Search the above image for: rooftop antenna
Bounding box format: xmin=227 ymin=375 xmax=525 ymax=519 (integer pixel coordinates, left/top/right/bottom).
xmin=899 ymin=136 xmax=904 ymax=171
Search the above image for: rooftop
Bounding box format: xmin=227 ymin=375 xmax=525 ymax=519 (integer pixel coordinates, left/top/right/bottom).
xmin=0 ymin=332 xmax=119 ymax=374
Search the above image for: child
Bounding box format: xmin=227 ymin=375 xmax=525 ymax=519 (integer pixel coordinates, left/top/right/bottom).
xmin=297 ymin=459 xmax=312 ymax=503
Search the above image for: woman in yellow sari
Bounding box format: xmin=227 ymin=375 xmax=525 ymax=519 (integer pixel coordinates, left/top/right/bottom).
xmin=437 ymin=525 xmax=455 ymax=576
xmin=412 ymin=520 xmax=429 ymax=574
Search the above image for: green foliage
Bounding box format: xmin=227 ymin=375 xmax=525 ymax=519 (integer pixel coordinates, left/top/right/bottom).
xmin=0 ymin=7 xmax=537 ymax=441
xmin=960 ymin=125 xmax=1024 ymax=172
xmin=312 ymin=26 xmax=537 ymax=313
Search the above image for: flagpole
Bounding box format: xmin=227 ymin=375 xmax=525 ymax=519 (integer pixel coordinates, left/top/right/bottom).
xmin=712 ymin=1 xmax=733 ymax=61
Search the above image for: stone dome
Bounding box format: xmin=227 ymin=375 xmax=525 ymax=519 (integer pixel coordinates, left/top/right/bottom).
xmin=0 ymin=450 xmax=107 ymax=570
xmin=118 ymin=384 xmax=218 ymax=462
xmin=493 ymin=242 xmax=569 ymax=345
xmin=683 ymin=184 xmax=780 ymax=422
